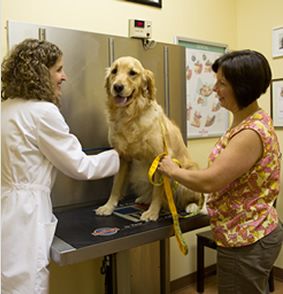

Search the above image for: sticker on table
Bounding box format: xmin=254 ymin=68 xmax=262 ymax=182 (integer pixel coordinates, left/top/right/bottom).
xmin=92 ymin=227 xmax=120 ymax=237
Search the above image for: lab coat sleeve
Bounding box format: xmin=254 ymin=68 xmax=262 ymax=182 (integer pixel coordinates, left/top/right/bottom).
xmin=36 ymin=103 xmax=120 ymax=180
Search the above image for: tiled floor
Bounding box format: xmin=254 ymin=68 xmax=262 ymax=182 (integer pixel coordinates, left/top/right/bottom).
xmin=172 ymin=275 xmax=283 ymax=294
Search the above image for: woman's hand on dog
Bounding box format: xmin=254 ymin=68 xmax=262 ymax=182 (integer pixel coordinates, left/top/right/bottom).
xmin=158 ymin=155 xmax=180 ymax=178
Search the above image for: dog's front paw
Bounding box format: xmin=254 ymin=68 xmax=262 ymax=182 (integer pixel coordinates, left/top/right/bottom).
xmin=185 ymin=203 xmax=200 ymax=215
xmin=95 ymin=204 xmax=115 ymax=216
xmin=140 ymin=209 xmax=159 ymax=222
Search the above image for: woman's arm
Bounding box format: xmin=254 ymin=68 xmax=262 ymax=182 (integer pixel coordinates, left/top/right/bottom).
xmin=158 ymin=129 xmax=263 ymax=193
xmin=37 ymin=103 xmax=119 ymax=180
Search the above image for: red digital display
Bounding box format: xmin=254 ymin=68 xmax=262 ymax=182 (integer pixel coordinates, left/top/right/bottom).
xmin=135 ymin=20 xmax=145 ymax=28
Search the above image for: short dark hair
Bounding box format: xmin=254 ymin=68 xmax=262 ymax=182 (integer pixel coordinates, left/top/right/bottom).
xmin=212 ymin=50 xmax=272 ymax=109
xmin=1 ymin=38 xmax=62 ymax=105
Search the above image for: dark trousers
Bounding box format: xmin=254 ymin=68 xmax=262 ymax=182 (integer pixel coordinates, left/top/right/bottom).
xmin=217 ymin=222 xmax=283 ymax=294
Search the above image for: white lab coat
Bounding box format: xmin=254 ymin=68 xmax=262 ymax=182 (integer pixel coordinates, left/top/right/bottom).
xmin=1 ymin=98 xmax=119 ymax=294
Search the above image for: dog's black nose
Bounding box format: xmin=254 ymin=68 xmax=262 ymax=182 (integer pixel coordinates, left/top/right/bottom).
xmin=114 ymin=84 xmax=124 ymax=93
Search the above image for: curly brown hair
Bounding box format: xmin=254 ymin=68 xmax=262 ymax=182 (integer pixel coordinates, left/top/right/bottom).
xmin=1 ymin=38 xmax=63 ymax=105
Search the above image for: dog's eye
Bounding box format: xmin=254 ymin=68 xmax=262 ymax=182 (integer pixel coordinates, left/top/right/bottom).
xmin=111 ymin=68 xmax=117 ymax=75
xmin=129 ymin=70 xmax=137 ymax=76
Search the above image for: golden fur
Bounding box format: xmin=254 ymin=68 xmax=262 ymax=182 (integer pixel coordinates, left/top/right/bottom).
xmin=96 ymin=56 xmax=203 ymax=221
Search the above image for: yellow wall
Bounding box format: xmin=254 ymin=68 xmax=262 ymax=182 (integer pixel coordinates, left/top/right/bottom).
xmin=1 ymin=0 xmax=283 ymax=291
xmin=1 ymin=0 xmax=237 ymax=54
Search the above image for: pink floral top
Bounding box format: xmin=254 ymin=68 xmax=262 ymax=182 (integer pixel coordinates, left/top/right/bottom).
xmin=207 ymin=109 xmax=281 ymax=247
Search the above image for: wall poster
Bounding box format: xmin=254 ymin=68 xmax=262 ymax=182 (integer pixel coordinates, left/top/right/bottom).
xmin=175 ymin=37 xmax=229 ymax=139
xmin=272 ymin=26 xmax=283 ymax=58
xmin=270 ymin=78 xmax=283 ymax=127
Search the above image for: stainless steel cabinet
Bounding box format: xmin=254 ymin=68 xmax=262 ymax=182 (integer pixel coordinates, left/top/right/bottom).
xmin=7 ymin=20 xmax=186 ymax=208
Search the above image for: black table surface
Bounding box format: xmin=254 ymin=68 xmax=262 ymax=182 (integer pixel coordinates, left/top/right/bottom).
xmin=54 ymin=199 xmax=210 ymax=250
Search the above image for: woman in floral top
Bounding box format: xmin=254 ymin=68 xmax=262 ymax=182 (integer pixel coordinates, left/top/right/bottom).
xmin=158 ymin=49 xmax=283 ymax=293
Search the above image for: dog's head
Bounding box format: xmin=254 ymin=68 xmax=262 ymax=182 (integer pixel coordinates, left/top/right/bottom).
xmin=105 ymin=56 xmax=156 ymax=108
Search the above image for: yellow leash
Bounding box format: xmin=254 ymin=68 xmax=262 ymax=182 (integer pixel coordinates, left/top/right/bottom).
xmin=148 ymin=122 xmax=188 ymax=256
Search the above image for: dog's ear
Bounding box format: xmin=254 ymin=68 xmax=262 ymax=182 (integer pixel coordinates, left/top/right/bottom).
xmin=104 ymin=67 xmax=111 ymax=95
xmin=143 ymin=69 xmax=156 ymax=99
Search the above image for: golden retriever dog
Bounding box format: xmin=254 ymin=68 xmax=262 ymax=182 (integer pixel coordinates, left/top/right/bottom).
xmin=95 ymin=56 xmax=203 ymax=221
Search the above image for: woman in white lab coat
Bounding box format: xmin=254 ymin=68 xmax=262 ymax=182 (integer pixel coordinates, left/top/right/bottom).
xmin=1 ymin=38 xmax=120 ymax=294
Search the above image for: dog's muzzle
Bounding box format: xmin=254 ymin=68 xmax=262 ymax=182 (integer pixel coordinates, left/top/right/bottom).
xmin=114 ymin=83 xmax=124 ymax=94
xmin=112 ymin=83 xmax=135 ymax=106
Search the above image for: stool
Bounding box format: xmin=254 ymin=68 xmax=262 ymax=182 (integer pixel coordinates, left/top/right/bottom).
xmin=196 ymin=230 xmax=275 ymax=293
